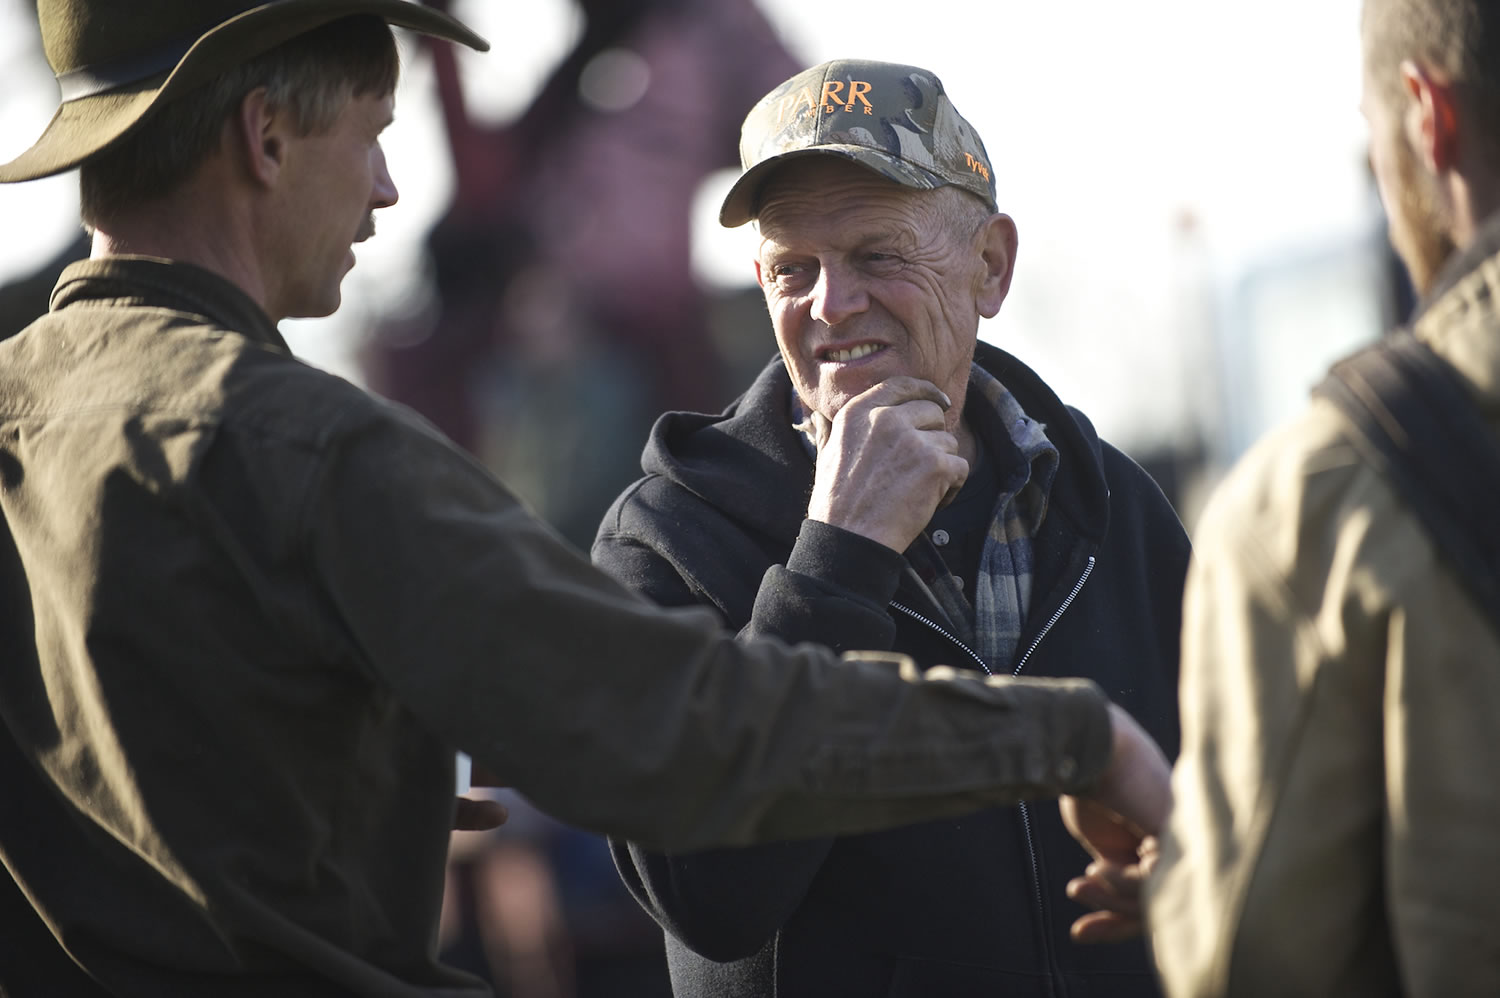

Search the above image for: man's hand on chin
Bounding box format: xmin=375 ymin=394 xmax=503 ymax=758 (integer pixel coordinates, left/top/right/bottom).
xmin=806 ymin=376 xmax=969 ymax=552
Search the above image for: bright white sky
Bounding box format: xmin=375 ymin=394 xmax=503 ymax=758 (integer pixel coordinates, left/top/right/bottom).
xmin=0 ymin=0 xmax=1370 ymax=460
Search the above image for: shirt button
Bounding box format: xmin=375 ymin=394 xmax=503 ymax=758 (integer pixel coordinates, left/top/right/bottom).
xmin=932 ymin=529 xmax=950 ymax=546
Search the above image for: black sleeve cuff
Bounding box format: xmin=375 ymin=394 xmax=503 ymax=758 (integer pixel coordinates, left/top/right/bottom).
xmin=785 ymin=518 xmax=906 ymax=607
xmin=743 ymin=519 xmax=904 ymax=651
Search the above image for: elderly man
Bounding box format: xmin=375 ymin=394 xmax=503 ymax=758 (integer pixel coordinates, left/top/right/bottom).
xmin=593 ymin=60 xmax=1190 ymax=997
xmin=1132 ymin=0 xmax=1500 ymax=993
xmin=0 ymin=8 xmax=1174 ymax=997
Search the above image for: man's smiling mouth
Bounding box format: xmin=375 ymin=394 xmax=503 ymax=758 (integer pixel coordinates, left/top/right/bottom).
xmin=822 ymin=343 xmax=885 ymax=363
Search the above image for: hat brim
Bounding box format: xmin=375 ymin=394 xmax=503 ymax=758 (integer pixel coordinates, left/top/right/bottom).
xmin=0 ymin=0 xmax=488 ymax=183
xmin=718 ymin=145 xmax=953 ymax=228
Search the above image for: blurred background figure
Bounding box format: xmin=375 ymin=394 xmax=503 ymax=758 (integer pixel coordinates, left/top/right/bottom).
xmin=441 ymin=793 xmax=681 ymax=998
xmin=363 ymin=0 xmax=798 ymax=548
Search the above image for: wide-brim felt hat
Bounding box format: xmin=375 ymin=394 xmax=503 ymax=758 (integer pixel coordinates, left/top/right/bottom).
xmin=0 ymin=0 xmax=489 ymax=184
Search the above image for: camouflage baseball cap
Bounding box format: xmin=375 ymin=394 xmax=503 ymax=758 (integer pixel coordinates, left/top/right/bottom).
xmin=719 ymin=59 xmax=996 ymax=227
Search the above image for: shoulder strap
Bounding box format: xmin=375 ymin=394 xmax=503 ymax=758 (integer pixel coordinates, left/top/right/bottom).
xmin=1313 ymin=330 xmax=1500 ymax=627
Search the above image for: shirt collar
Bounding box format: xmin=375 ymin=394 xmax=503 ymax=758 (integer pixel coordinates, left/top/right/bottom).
xmin=963 ymin=362 xmax=1059 ymax=531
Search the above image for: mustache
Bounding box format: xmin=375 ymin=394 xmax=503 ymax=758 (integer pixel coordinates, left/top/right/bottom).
xmin=356 ymin=214 xmax=377 ymax=243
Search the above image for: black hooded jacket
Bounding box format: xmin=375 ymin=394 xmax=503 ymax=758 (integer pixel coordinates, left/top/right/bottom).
xmin=593 ymin=342 xmax=1190 ymax=997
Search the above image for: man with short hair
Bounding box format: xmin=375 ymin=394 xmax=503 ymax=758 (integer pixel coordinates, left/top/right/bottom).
xmin=593 ymin=59 xmax=1190 ymax=997
xmin=1124 ymin=0 xmax=1500 ymax=993
xmin=0 ymin=5 xmax=1174 ymax=996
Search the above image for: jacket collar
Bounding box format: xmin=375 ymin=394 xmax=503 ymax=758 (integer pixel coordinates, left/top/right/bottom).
xmin=51 ymin=256 xmax=289 ymax=353
xmin=1411 ymin=210 xmax=1500 ymax=404
xmin=1414 ymin=209 xmax=1500 ymax=320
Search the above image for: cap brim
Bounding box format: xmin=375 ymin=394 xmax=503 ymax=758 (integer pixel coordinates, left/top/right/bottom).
xmin=718 ymin=145 xmax=952 ymax=228
xmin=0 ymin=0 xmax=488 ymax=183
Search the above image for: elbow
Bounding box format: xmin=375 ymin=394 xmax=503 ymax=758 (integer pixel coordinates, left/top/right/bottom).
xmin=622 ymin=840 xmax=828 ymax=962
xmin=646 ymin=867 xmax=785 ymax=961
xmin=659 ymin=910 xmax=776 ymax=963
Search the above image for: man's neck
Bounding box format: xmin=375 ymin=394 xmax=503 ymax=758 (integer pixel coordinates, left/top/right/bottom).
xmin=90 ymin=182 xmax=273 ymax=321
xmin=1444 ymin=159 xmax=1500 ymax=253
xmin=955 ymin=416 xmax=980 ymax=467
xmin=945 ymin=382 xmax=980 ymax=466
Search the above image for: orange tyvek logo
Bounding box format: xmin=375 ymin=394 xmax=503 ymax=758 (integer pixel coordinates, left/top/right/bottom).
xmin=964 ymin=152 xmax=990 ymax=183
xmin=775 ymin=79 xmax=875 ymax=122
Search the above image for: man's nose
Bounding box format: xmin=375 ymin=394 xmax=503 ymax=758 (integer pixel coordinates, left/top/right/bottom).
xmin=809 ymin=261 xmax=868 ymax=326
xmin=371 ymin=144 xmax=398 ymax=210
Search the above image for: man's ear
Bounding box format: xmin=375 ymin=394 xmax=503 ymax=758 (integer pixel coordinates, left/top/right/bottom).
xmin=231 ymin=87 xmax=288 ymax=188
xmin=753 ymin=258 xmax=767 ymax=289
xmin=976 ymin=213 xmax=1018 ymax=319
xmin=1401 ymin=60 xmax=1460 ymax=174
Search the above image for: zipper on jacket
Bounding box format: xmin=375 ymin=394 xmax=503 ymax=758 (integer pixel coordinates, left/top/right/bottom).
xmin=886 ymin=601 xmax=992 ymax=676
xmin=892 ymin=554 xmax=1094 ymax=998
xmin=1014 ymin=556 xmax=1095 ymax=675
xmin=1015 ymin=800 xmax=1052 ymax=998
xmin=1011 ymin=555 xmax=1093 ymax=998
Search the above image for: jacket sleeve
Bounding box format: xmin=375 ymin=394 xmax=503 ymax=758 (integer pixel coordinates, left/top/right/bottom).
xmin=1099 ymin=442 xmax=1192 ymax=755
xmin=308 ymin=402 xmax=1116 ymax=852
xmin=593 ymin=509 xmax=905 ymax=958
xmin=739 ymin=518 xmax=904 ymax=650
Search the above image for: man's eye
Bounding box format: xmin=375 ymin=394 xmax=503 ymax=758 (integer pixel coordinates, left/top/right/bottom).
xmin=772 ymin=264 xmax=813 ymax=289
xmin=862 ymin=252 xmax=903 ymax=274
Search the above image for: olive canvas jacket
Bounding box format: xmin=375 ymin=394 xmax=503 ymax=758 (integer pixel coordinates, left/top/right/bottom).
xmin=0 ymin=258 xmax=1120 ymax=997
xmin=1148 ymin=214 xmax=1500 ymax=996
xmin=594 ymin=344 xmax=1191 ymax=997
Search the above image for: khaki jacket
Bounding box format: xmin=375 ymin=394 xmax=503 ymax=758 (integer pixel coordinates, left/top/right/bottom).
xmin=1147 ymin=225 xmax=1500 ymax=996
xmin=0 ymin=258 xmax=1113 ymax=996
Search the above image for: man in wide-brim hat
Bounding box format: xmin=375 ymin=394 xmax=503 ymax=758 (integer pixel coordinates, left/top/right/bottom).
xmin=0 ymin=3 xmax=1176 ymax=996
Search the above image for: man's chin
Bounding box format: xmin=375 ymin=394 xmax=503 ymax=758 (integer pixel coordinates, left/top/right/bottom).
xmin=819 ymin=369 xmax=887 ymax=406
xmin=283 ymin=293 xmax=342 ymax=321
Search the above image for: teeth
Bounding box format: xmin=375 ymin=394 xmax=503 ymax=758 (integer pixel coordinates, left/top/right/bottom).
xmin=826 ymin=343 xmax=882 ymax=362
